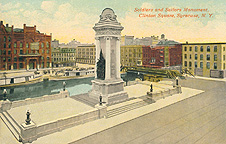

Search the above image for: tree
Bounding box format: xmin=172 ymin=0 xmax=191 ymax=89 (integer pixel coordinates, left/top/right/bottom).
xmin=96 ymin=50 xmax=105 ymax=80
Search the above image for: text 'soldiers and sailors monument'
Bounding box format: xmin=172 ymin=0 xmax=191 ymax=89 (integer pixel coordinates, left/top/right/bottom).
xmin=89 ymin=8 xmax=128 ymax=104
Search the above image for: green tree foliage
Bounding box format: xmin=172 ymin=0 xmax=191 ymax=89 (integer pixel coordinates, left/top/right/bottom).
xmin=97 ymin=50 xmax=105 ymax=80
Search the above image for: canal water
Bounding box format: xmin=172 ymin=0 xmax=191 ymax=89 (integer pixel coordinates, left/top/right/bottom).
xmin=0 ymin=73 xmax=139 ymax=101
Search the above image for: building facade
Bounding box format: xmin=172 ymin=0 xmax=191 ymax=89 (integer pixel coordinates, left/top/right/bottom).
xmin=76 ymin=45 xmax=96 ymax=65
xmin=182 ymin=42 xmax=226 ymax=78
xmin=51 ymin=47 xmax=76 ymax=67
xmin=121 ymin=45 xmax=143 ymax=67
xmin=142 ymin=40 xmax=182 ymax=68
xmin=0 ymin=21 xmax=51 ymax=70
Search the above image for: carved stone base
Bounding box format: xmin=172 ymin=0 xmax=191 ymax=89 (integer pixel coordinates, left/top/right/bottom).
xmin=89 ymin=78 xmax=128 ymax=104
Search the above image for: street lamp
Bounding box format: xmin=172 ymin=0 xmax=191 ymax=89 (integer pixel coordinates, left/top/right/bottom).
xmin=99 ymin=95 xmax=102 ymax=105
xmin=176 ymin=77 xmax=179 ymax=86
xmin=150 ymin=82 xmax=153 ymax=92
xmin=63 ymin=81 xmax=66 ymax=91
xmin=3 ymin=72 xmax=6 ymax=85
xmin=25 ymin=110 xmax=31 ymax=125
xmin=3 ymin=89 xmax=7 ymax=101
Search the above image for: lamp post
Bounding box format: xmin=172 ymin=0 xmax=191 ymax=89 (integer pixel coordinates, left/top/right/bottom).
xmin=150 ymin=83 xmax=153 ymax=92
xmin=3 ymin=89 xmax=7 ymax=101
xmin=99 ymin=95 xmax=102 ymax=105
xmin=176 ymin=77 xmax=179 ymax=86
xmin=25 ymin=110 xmax=31 ymax=125
xmin=63 ymin=81 xmax=66 ymax=91
xmin=3 ymin=72 xmax=6 ymax=85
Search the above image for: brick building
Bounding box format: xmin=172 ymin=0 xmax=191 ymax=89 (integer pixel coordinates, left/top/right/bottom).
xmin=142 ymin=40 xmax=182 ymax=68
xmin=0 ymin=21 xmax=51 ymax=70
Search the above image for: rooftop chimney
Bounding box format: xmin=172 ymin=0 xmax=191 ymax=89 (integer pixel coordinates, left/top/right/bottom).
xmin=0 ymin=21 xmax=3 ymax=25
xmin=6 ymin=24 xmax=8 ymax=27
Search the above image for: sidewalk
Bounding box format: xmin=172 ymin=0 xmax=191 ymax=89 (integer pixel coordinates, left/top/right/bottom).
xmin=188 ymin=75 xmax=226 ymax=82
xmin=31 ymin=87 xmax=203 ymax=144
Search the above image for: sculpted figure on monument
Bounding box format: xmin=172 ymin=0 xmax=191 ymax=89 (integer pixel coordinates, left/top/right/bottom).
xmin=96 ymin=50 xmax=105 ymax=80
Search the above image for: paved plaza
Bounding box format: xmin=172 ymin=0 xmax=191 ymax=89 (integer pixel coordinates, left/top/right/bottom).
xmin=1 ymin=77 xmax=224 ymax=144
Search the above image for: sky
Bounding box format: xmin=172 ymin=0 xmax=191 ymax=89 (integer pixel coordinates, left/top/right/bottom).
xmin=0 ymin=0 xmax=226 ymax=44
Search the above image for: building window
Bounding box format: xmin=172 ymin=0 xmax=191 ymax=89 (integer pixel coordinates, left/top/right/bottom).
xmin=195 ymin=46 xmax=198 ymax=52
xmin=200 ymin=46 xmax=203 ymax=52
xmin=206 ymin=62 xmax=210 ymax=69
xmin=13 ymin=63 xmax=17 ymax=69
xmin=214 ymin=46 xmax=217 ymax=52
xmin=195 ymin=61 xmax=197 ymax=68
xmin=190 ymin=55 xmax=192 ymax=59
xmin=41 ymin=43 xmax=44 ymax=48
xmin=8 ymin=36 xmax=11 ymax=42
xmin=207 ymin=46 xmax=210 ymax=52
xmin=4 ymin=43 xmax=6 ymax=48
xmin=200 ymin=62 xmax=203 ymax=68
xmin=214 ymin=55 xmax=217 ymax=61
xmin=184 ymin=61 xmax=187 ymax=67
xmin=195 ymin=54 xmax=197 ymax=60
xmin=14 ymin=49 xmax=17 ymax=54
xmin=47 ymin=42 xmax=49 ymax=48
xmin=20 ymin=42 xmax=23 ymax=48
xmin=224 ymin=63 xmax=225 ymax=69
xmin=8 ymin=57 xmax=11 ymax=62
xmin=19 ymin=63 xmax=23 ymax=69
xmin=224 ymin=55 xmax=225 ymax=61
xmin=184 ymin=54 xmax=187 ymax=59
xmin=20 ymin=49 xmax=23 ymax=54
xmin=200 ymin=54 xmax=203 ymax=60
xmin=214 ymin=63 xmax=217 ymax=69
xmin=3 ymin=57 xmax=6 ymax=62
xmin=206 ymin=54 xmax=210 ymax=60
xmin=14 ymin=57 xmax=17 ymax=62
xmin=42 ymin=49 xmax=44 ymax=54
xmin=8 ymin=50 xmax=11 ymax=55
xmin=184 ymin=47 xmax=187 ymax=51
xmin=4 ymin=36 xmax=6 ymax=42
xmin=41 ymin=56 xmax=44 ymax=60
xmin=3 ymin=50 xmax=6 ymax=55
xmin=14 ymin=42 xmax=17 ymax=48
xmin=19 ymin=56 xmax=23 ymax=61
xmin=189 ymin=47 xmax=192 ymax=51
xmin=8 ymin=43 xmax=11 ymax=48
xmin=26 ymin=50 xmax=29 ymax=54
xmin=26 ymin=43 xmax=29 ymax=48
xmin=189 ymin=61 xmax=192 ymax=67
xmin=224 ymin=47 xmax=225 ymax=51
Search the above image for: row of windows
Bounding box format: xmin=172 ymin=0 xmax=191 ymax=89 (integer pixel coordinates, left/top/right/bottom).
xmin=184 ymin=46 xmax=219 ymax=52
xmin=2 ymin=56 xmax=50 ymax=62
xmin=184 ymin=61 xmax=217 ymax=69
xmin=184 ymin=54 xmax=217 ymax=61
xmin=3 ymin=42 xmax=50 ymax=48
xmin=0 ymin=49 xmax=50 ymax=55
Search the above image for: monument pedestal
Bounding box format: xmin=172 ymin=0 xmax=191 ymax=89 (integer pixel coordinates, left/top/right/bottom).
xmin=89 ymin=78 xmax=128 ymax=104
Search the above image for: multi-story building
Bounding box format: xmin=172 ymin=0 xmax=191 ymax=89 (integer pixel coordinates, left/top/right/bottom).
xmin=0 ymin=21 xmax=52 ymax=70
xmin=76 ymin=45 xmax=96 ymax=65
xmin=142 ymin=40 xmax=182 ymax=68
xmin=121 ymin=35 xmax=134 ymax=46
xmin=182 ymin=42 xmax=226 ymax=78
xmin=121 ymin=45 xmax=143 ymax=67
xmin=51 ymin=47 xmax=76 ymax=67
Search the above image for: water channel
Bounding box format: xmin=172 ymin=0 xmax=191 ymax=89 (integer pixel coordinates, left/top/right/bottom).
xmin=0 ymin=73 xmax=139 ymax=101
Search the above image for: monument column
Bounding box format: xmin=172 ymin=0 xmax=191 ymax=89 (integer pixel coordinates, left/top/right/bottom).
xmin=89 ymin=8 xmax=128 ymax=104
xmin=105 ymin=37 xmax=111 ymax=80
xmin=95 ymin=37 xmax=100 ymax=78
xmin=116 ymin=37 xmax=121 ymax=79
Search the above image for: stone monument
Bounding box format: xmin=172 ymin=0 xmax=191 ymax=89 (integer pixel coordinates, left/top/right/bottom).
xmin=89 ymin=8 xmax=128 ymax=104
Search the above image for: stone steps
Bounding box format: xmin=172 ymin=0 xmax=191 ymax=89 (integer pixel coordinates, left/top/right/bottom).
xmin=71 ymin=95 xmax=98 ymax=107
xmin=107 ymin=100 xmax=149 ymax=118
xmin=0 ymin=111 xmax=21 ymax=141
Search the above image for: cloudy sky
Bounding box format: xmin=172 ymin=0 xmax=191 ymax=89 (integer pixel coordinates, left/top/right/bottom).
xmin=1 ymin=0 xmax=226 ymax=43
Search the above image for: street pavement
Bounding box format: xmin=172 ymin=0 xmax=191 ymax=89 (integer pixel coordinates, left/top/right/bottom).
xmin=71 ymin=77 xmax=226 ymax=144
